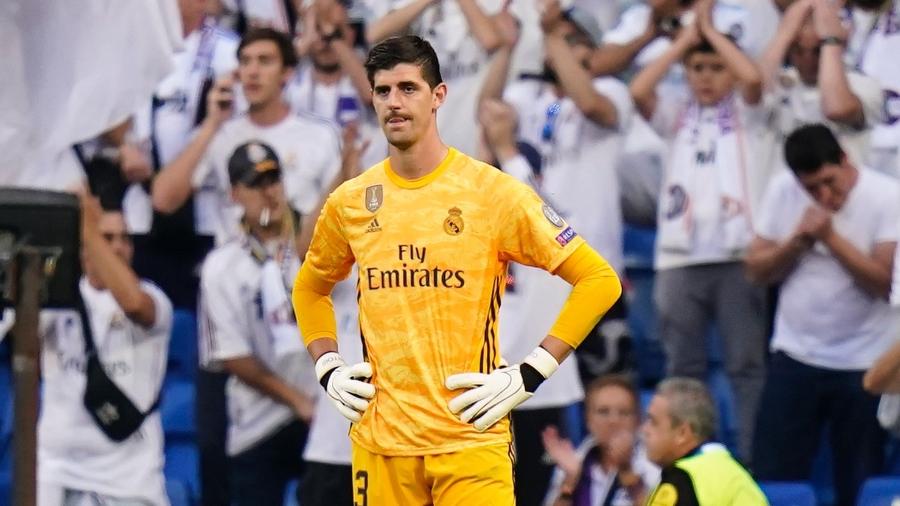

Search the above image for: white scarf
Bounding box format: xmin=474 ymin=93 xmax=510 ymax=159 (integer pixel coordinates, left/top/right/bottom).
xmin=657 ymin=94 xmax=753 ymax=255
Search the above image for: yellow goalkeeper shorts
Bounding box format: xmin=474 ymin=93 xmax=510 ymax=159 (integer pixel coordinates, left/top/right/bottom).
xmin=350 ymin=441 xmax=516 ymax=505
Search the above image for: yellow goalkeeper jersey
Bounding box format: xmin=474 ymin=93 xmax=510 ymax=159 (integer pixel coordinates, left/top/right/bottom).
xmin=301 ymin=148 xmax=585 ymax=456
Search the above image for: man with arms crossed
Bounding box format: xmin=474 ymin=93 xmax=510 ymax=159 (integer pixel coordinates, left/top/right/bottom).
xmin=292 ymin=35 xmax=622 ymax=504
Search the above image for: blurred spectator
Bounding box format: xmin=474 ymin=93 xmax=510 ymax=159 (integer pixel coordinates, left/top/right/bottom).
xmin=198 ymin=142 xmax=317 ymax=505
xmin=482 ymin=1 xmax=634 ymax=385
xmin=126 ymin=0 xmax=239 ymax=310
xmin=365 ymin=0 xmax=506 ymax=156
xmin=629 ymin=0 xmax=769 ymax=463
xmin=542 ymin=375 xmax=658 ymax=506
xmin=642 ymin=378 xmax=767 ymax=505
xmin=298 ymin=127 xmax=368 ymax=506
xmin=747 ymin=124 xmax=899 ymax=505
xmin=480 ymin=99 xmax=587 ymax=504
xmin=594 ymin=0 xmax=779 ymax=78
xmin=288 ymin=0 xmax=388 ymax=168
xmin=220 ymin=0 xmax=302 ymax=34
xmin=760 ymin=0 xmax=884 ymax=168
xmin=151 ymin=27 xmax=342 ymax=245
xmin=38 ymin=195 xmax=173 ymax=505
xmin=843 ymin=0 xmax=900 ymax=176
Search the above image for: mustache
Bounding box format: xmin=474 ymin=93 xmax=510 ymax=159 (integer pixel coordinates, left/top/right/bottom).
xmin=385 ymin=112 xmax=411 ymax=122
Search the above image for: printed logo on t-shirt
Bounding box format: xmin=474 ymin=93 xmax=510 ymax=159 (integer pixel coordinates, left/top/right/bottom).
xmin=443 ymin=207 xmax=464 ymax=236
xmin=555 ymin=226 xmax=578 ymax=247
xmin=542 ymin=203 xmax=565 ymax=228
xmin=365 ymin=185 xmax=383 ymax=213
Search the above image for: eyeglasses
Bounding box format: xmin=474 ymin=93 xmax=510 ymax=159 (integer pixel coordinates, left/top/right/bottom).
xmin=541 ymin=102 xmax=562 ymax=142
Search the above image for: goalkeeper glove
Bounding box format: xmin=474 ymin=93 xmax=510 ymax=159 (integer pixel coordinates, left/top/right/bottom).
xmin=446 ymin=346 xmax=559 ymax=432
xmin=315 ymin=352 xmax=375 ymax=423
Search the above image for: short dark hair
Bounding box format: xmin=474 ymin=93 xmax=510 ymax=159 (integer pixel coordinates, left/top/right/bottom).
xmin=365 ymin=35 xmax=443 ymax=89
xmin=684 ymin=34 xmax=738 ymax=60
xmin=238 ymin=28 xmax=298 ymax=68
xmin=684 ymin=37 xmax=717 ymax=59
xmin=784 ymin=123 xmax=845 ymax=175
xmin=657 ymin=378 xmax=717 ymax=441
xmin=585 ymin=374 xmax=639 ymax=413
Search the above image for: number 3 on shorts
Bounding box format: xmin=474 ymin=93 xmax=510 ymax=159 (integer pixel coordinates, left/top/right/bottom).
xmin=354 ymin=470 xmax=368 ymax=506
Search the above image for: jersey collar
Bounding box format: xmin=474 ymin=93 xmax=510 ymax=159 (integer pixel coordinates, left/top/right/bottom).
xmin=383 ymin=148 xmax=457 ymax=189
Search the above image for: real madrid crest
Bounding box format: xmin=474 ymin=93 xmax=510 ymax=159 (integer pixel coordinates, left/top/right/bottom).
xmin=444 ymin=207 xmax=464 ymax=235
xmin=365 ymin=185 xmax=383 ymax=213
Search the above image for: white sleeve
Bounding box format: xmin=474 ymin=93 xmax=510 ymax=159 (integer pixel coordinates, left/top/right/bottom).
xmin=649 ymin=92 xmax=684 ymax=139
xmin=541 ymin=466 xmax=566 ymax=506
xmin=503 ymin=80 xmax=536 ymax=117
xmin=847 ymin=72 xmax=887 ymax=127
xmin=592 ymin=78 xmax=634 ymax=133
xmin=754 ymin=172 xmax=793 ymax=241
xmin=199 ymin=259 xmax=253 ymax=365
xmin=602 ymin=4 xmax=651 ymax=45
xmin=135 ymin=281 xmax=174 ymax=338
xmin=876 ymin=183 xmax=900 ymax=243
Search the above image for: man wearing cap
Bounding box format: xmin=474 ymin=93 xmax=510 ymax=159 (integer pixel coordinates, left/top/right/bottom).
xmin=198 ymin=141 xmax=318 ymax=506
xmin=480 ymin=0 xmax=633 ymax=388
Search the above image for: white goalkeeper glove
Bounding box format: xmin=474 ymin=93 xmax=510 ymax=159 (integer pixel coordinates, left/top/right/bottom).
xmin=315 ymin=352 xmax=375 ymax=423
xmin=446 ymin=347 xmax=559 ymax=432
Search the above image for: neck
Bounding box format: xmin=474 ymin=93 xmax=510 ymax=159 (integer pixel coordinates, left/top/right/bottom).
xmin=313 ymin=66 xmax=343 ymax=85
xmin=182 ymin=14 xmax=204 ymax=37
xmin=86 ymin=274 xmax=105 ymax=291
xmin=249 ymin=100 xmax=291 ymax=127
xmin=388 ymin=128 xmax=449 ymax=180
xmin=248 ymin=224 xmax=282 ymax=243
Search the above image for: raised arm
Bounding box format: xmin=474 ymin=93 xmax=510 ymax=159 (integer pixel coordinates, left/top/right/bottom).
xmin=477 ymin=8 xmax=519 ymax=107
xmin=365 ymin=0 xmax=433 ymax=44
xmin=630 ymin=21 xmax=699 ymax=120
xmin=813 ymin=0 xmax=864 ymax=125
xmin=457 ymin=0 xmax=502 ymax=53
xmin=695 ymin=0 xmax=762 ymax=105
xmin=542 ymin=0 xmax=619 ymax=128
xmin=151 ymin=76 xmax=233 ymax=213
xmin=758 ymin=0 xmax=813 ymax=88
xmin=80 ymin=196 xmax=157 ymax=328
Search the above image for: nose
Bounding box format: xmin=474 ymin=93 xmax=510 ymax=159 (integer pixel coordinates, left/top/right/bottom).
xmin=386 ymin=88 xmax=402 ymax=109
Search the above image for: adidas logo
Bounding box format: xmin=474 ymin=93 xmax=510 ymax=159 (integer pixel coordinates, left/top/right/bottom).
xmin=366 ymin=218 xmax=381 ymax=233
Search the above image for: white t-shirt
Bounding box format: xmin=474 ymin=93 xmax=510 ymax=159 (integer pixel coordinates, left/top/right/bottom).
xmin=191 ymin=112 xmax=342 ymax=243
xmin=369 ymin=0 xmax=507 ymax=156
xmin=221 ymin=0 xmax=295 ymax=33
xmin=756 ymin=168 xmax=900 ymax=370
xmin=301 ymin=274 xmax=364 ymax=465
xmin=38 ymin=279 xmax=172 ymax=504
xmin=651 ymin=93 xmax=776 ymax=270
xmin=200 ymin=236 xmax=318 ymax=455
xmin=499 ymin=264 xmax=584 ymax=410
xmin=504 ymin=77 xmax=633 ymax=275
xmin=774 ymin=67 xmax=885 ymax=167
xmin=543 ymin=436 xmax=659 ymax=506
xmin=124 ymin=21 xmax=240 ymax=235
xmin=845 ymin=0 xmax=900 ymax=175
xmin=285 ymin=65 xmax=390 ymax=171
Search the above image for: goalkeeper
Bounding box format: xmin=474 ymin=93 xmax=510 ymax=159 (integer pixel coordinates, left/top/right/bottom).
xmin=292 ymin=35 xmax=621 ymax=505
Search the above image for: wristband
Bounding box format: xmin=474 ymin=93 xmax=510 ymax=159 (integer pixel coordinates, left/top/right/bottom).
xmin=820 ymin=36 xmax=846 ymax=47
xmin=315 ymin=352 xmax=345 ymax=388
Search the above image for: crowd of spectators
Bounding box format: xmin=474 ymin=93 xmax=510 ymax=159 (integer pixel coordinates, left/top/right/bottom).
xmin=4 ymin=0 xmax=900 ymax=504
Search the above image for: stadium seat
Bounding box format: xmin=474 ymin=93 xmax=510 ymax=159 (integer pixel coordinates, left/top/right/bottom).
xmin=168 ymin=310 xmax=198 ymax=379
xmin=167 ymin=479 xmax=193 ymax=506
xmin=284 ymin=479 xmax=300 ymax=506
xmin=164 ymin=441 xmax=200 ymax=499
xmin=857 ymin=477 xmax=900 ymax=506
xmin=0 ymin=471 xmax=9 ymax=506
xmin=760 ymin=482 xmax=817 ymax=506
xmin=160 ymin=378 xmax=195 ymax=440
